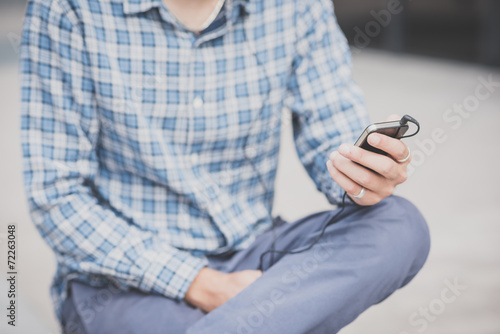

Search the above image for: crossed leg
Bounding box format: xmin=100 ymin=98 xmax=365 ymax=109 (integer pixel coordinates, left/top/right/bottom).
xmin=62 ymin=196 xmax=430 ymax=334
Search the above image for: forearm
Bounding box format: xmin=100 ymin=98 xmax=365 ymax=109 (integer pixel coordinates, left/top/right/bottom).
xmin=27 ymin=181 xmax=208 ymax=300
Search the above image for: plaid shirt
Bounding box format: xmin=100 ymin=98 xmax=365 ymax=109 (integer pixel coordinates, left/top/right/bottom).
xmin=20 ymin=0 xmax=369 ymax=318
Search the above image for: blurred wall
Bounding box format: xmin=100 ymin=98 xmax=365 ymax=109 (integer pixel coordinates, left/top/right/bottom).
xmin=3 ymin=0 xmax=498 ymax=66
xmin=334 ymin=0 xmax=500 ymax=66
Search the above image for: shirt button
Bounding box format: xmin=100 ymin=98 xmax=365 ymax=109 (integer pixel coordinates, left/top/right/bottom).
xmin=245 ymin=146 xmax=257 ymax=159
xmin=193 ymin=96 xmax=203 ymax=109
xmin=213 ymin=203 xmax=222 ymax=213
xmin=190 ymin=153 xmax=199 ymax=164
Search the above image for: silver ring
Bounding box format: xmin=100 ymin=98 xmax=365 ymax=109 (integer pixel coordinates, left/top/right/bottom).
xmin=353 ymin=187 xmax=365 ymax=199
xmin=398 ymin=146 xmax=411 ymax=163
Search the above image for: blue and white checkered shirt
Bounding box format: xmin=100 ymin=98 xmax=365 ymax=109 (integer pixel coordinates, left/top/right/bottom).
xmin=20 ymin=0 xmax=369 ymax=318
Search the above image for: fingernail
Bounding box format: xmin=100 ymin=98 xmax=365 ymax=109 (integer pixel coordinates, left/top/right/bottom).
xmin=369 ymin=134 xmax=380 ymax=145
xmin=329 ymin=151 xmax=337 ymax=160
xmin=339 ymin=144 xmax=350 ymax=155
xmin=326 ymin=160 xmax=333 ymax=168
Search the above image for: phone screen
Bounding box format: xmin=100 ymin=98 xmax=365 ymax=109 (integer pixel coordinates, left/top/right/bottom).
xmin=358 ymin=125 xmax=408 ymax=155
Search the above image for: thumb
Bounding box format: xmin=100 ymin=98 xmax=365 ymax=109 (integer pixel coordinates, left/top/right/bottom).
xmin=249 ymin=270 xmax=263 ymax=280
xmin=252 ymin=270 xmax=263 ymax=277
xmin=385 ymin=114 xmax=400 ymax=121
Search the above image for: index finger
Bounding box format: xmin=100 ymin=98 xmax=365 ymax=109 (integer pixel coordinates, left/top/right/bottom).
xmin=367 ymin=133 xmax=409 ymax=162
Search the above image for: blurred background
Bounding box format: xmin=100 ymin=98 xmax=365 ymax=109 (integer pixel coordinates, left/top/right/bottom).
xmin=0 ymin=0 xmax=499 ymax=333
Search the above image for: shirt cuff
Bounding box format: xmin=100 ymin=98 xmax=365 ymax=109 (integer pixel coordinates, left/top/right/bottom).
xmin=135 ymin=249 xmax=209 ymax=301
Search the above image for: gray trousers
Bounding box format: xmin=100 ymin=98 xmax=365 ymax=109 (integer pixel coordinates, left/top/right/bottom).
xmin=61 ymin=195 xmax=430 ymax=334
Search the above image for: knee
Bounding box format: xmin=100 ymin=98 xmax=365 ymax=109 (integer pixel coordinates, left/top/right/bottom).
xmin=376 ymin=196 xmax=431 ymax=275
xmin=395 ymin=196 xmax=430 ymax=258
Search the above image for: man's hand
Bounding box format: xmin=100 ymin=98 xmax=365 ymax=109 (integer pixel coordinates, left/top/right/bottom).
xmin=184 ymin=267 xmax=262 ymax=313
xmin=326 ymin=116 xmax=411 ymax=206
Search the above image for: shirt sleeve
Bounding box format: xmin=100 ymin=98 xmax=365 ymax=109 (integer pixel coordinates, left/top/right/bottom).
xmin=285 ymin=0 xmax=371 ymax=204
xmin=20 ymin=0 xmax=207 ymax=302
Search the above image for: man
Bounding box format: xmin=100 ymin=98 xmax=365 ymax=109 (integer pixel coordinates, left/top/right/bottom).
xmin=20 ymin=0 xmax=430 ymax=332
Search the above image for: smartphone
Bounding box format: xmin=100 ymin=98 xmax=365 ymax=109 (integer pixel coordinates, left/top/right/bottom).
xmin=354 ymin=119 xmax=409 ymax=155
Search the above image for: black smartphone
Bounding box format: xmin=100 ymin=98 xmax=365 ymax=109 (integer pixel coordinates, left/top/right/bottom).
xmin=354 ymin=119 xmax=409 ymax=156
